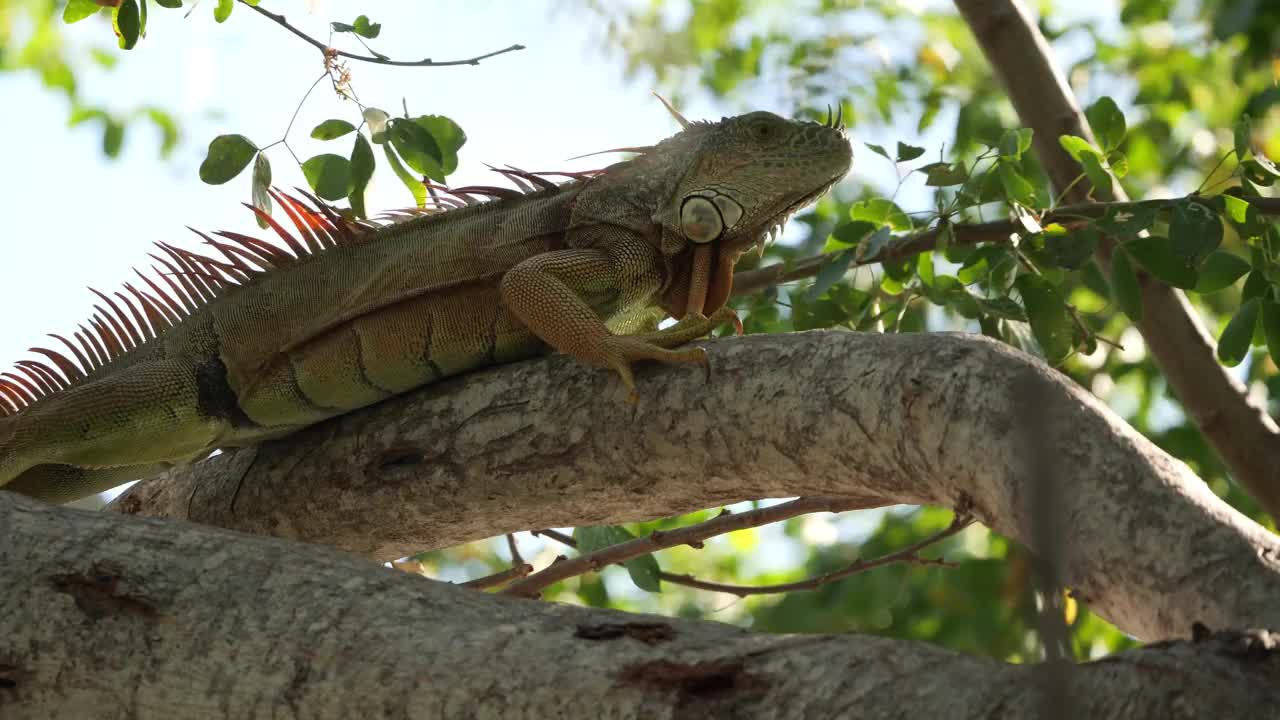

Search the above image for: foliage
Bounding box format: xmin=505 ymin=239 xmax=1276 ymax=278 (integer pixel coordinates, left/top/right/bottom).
xmin=0 ymin=0 xmax=179 ymax=158
xmin=562 ymin=0 xmax=1280 ymax=660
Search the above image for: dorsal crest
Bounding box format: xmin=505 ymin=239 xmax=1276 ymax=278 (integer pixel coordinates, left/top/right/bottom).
xmin=0 ymin=165 xmax=608 ymax=417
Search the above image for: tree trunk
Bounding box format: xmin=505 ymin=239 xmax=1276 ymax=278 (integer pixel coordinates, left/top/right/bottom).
xmin=4 ymin=489 xmax=1278 ymax=719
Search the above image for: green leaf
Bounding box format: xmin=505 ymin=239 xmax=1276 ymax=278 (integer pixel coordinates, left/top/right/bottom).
xmin=199 ymin=134 xmax=257 ymax=185
xmin=113 ymin=0 xmax=141 ymax=50
xmin=1234 ymin=115 xmax=1252 ymax=158
xmin=1194 ymin=251 xmax=1251 ymax=293
xmin=388 ymin=118 xmax=443 ymax=180
xmin=1242 ymin=270 xmax=1269 ymax=301
xmin=997 ymin=162 xmax=1036 ymax=206
xmin=1111 ymin=250 xmax=1143 ymax=322
xmin=1015 ymin=274 xmax=1075 ymax=364
xmin=1058 ymin=134 xmax=1102 ymax=162
xmin=1221 ymin=195 xmax=1250 ymax=224
xmin=63 ymin=0 xmax=103 ymax=23
xmin=1125 ymin=236 xmax=1197 ymax=289
xmin=251 ymin=153 xmax=272 ymax=229
xmin=102 ymin=119 xmax=124 ymax=157
xmin=957 ymin=245 xmax=1007 ymax=284
xmin=155 ymin=0 xmax=183 ymax=8
xmin=976 ymin=296 xmax=1027 ymax=322
xmin=363 ymin=107 xmax=391 ymax=144
xmin=1217 ymin=298 xmax=1261 ymax=366
xmin=896 ymin=142 xmax=925 ymax=162
xmin=998 ymin=128 xmax=1033 ymax=160
xmin=856 ymin=226 xmax=893 ymax=262
xmin=574 ymin=526 xmax=661 ymax=593
xmin=1169 ymin=200 xmax=1223 ymax=265
xmin=1042 ymin=226 xmax=1098 ymax=270
xmin=1085 ymin=96 xmax=1126 ymax=152
xmin=1079 ymin=152 xmax=1112 ymax=197
xmin=301 ymin=154 xmax=351 ymax=202
xmin=214 ymin=0 xmax=233 ymax=22
xmin=411 ymin=115 xmax=467 ymax=179
xmin=850 ymin=198 xmax=911 ymax=231
xmin=921 ymin=162 xmax=967 ymax=187
xmin=145 ymin=107 xmax=179 ymax=156
xmin=383 ymin=144 xmax=426 ymax=206
xmin=828 ymin=220 xmax=877 ymax=248
xmin=311 ymin=119 xmax=356 ymax=140
xmin=352 ymin=14 xmax=381 ymax=38
xmin=864 ymin=143 xmax=891 ymax=161
xmin=809 ymin=249 xmax=855 ymax=300
xmin=1263 ymin=300 xmax=1280 ymax=370
xmin=347 ymin=134 xmax=375 ymax=219
xmin=1081 ymin=259 xmax=1111 ymax=300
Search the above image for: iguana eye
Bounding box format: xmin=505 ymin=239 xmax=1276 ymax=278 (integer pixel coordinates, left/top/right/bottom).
xmin=681 ymin=196 xmax=723 ymax=244
xmin=712 ymin=195 xmax=743 ymax=228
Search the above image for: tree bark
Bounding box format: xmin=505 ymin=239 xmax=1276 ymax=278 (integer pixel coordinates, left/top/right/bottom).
xmin=108 ymin=331 xmax=1280 ymax=642
xmin=953 ymin=0 xmax=1280 ymax=520
xmin=4 ymin=490 xmax=1279 ymax=719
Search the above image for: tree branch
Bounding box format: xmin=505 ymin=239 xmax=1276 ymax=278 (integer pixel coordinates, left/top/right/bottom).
xmin=731 ymin=197 xmax=1280 ymax=297
xmin=953 ymin=0 xmax=1280 ymax=520
xmin=238 ymin=1 xmax=525 ymax=68
xmin=110 ymin=332 xmax=1280 ymax=641
xmin=502 ymin=497 xmax=866 ymax=597
xmin=8 ymin=491 xmax=1280 ymax=717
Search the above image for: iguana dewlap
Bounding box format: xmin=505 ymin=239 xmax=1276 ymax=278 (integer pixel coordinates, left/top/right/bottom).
xmin=0 ymin=109 xmax=852 ymax=502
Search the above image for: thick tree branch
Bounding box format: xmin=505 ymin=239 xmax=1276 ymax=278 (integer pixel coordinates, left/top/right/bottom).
xmin=110 ymin=332 xmax=1280 ymax=640
xmin=953 ymin=0 xmax=1280 ymax=520
xmin=5 ymin=492 xmax=1279 ymax=717
xmin=239 ymin=1 xmax=525 ymax=68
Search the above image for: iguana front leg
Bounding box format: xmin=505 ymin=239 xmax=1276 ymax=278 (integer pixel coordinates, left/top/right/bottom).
xmin=500 ymin=243 xmax=737 ymax=399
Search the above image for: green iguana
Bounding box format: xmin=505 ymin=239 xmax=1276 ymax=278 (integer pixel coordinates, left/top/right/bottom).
xmin=0 ymin=108 xmax=851 ymax=503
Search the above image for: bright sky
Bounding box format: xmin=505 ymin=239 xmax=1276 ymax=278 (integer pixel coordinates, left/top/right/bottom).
xmin=0 ymin=1 xmax=733 ymax=366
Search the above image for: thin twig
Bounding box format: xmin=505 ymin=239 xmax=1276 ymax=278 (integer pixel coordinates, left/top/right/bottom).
xmin=506 ymin=533 xmax=525 ymax=565
xmin=659 ymin=514 xmax=973 ymax=597
xmin=459 ymin=563 xmax=533 ymax=590
xmin=238 ymin=1 xmax=525 ymax=68
xmin=503 ymin=496 xmax=878 ymax=598
xmin=536 ymin=514 xmax=971 ymax=597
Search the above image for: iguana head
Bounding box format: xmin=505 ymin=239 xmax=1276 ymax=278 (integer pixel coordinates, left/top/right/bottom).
xmin=655 ymin=109 xmax=853 ymax=258
xmin=569 ymin=107 xmax=851 ymax=316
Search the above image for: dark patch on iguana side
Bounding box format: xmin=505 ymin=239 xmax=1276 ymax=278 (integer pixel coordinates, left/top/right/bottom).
xmin=195 ymin=355 xmax=256 ymax=428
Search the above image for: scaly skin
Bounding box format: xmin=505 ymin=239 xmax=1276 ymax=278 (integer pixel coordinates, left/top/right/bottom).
xmin=0 ymin=110 xmax=852 ymax=502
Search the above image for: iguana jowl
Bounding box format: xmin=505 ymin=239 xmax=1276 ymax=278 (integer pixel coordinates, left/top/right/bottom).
xmin=0 ymin=109 xmax=852 ymax=503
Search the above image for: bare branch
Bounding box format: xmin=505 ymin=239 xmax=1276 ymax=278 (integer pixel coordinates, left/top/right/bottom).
xmin=239 ymin=1 xmax=525 ymax=68
xmin=659 ymin=513 xmax=973 ymax=597
xmin=460 ymin=562 xmax=533 ymax=590
xmin=534 ymin=513 xmax=973 ymax=598
xmin=953 ymin=0 xmax=1280 ymax=520
xmin=502 ymin=497 xmax=865 ymax=598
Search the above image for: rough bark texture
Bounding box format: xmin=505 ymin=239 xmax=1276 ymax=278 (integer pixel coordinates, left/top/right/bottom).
xmin=3 ymin=491 xmax=1279 ymax=719
xmin=953 ymin=0 xmax=1280 ymax=519
xmin=108 ymin=331 xmax=1280 ymax=641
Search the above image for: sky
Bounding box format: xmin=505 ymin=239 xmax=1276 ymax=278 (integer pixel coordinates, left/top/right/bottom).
xmin=0 ymin=1 xmax=733 ymax=367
